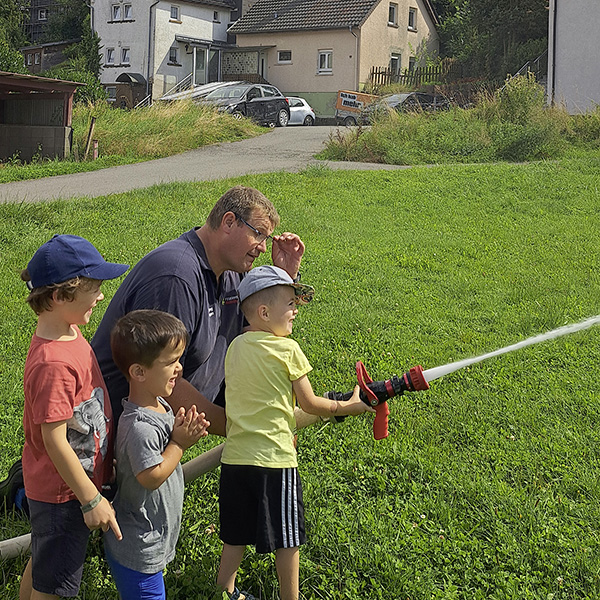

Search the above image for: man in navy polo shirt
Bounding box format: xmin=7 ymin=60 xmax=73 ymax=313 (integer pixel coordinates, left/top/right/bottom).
xmin=91 ymin=186 xmax=304 ymax=436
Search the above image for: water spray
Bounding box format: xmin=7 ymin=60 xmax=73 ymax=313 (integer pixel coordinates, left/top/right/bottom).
xmin=332 ymin=315 xmax=600 ymax=440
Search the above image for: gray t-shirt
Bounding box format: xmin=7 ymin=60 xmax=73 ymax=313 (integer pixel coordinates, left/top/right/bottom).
xmin=104 ymin=397 xmax=184 ymax=574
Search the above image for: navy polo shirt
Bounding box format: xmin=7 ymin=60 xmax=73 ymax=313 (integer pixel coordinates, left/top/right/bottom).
xmin=92 ymin=229 xmax=245 ymax=423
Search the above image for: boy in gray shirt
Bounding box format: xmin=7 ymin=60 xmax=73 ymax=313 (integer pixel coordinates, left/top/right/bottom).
xmin=104 ymin=310 xmax=210 ymax=600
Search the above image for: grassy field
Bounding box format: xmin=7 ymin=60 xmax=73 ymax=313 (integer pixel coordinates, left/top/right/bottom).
xmin=1 ymin=157 xmax=600 ymax=598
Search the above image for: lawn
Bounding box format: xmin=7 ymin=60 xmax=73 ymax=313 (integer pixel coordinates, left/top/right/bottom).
xmin=1 ymin=157 xmax=600 ymax=599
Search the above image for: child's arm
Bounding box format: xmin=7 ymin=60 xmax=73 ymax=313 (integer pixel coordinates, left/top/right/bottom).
xmin=292 ymin=375 xmax=375 ymax=418
xmin=136 ymin=405 xmax=209 ymax=491
xmin=41 ymin=421 xmax=122 ymax=540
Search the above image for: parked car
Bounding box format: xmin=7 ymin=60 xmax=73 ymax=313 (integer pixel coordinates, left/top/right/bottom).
xmin=200 ymin=83 xmax=290 ymax=127
xmin=286 ymin=96 xmax=316 ymax=125
xmin=159 ymin=81 xmax=248 ymax=103
xmin=360 ymin=92 xmax=450 ymax=123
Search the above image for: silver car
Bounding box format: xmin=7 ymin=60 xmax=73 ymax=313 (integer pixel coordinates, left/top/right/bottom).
xmin=286 ymin=96 xmax=316 ymax=126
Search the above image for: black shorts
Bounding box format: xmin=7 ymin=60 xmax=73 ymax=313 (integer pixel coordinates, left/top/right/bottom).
xmin=28 ymin=498 xmax=91 ymax=597
xmin=219 ymin=464 xmax=306 ymax=554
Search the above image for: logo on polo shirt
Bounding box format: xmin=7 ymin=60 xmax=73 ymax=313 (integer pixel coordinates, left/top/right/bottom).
xmin=223 ymin=294 xmax=239 ymax=306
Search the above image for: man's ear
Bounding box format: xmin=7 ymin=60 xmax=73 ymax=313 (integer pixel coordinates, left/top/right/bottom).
xmin=128 ymin=363 xmax=146 ymax=382
xmin=221 ymin=211 xmax=237 ymax=234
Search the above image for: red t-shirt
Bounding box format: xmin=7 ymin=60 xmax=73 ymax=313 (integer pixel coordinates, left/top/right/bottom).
xmin=22 ymin=327 xmax=114 ymax=503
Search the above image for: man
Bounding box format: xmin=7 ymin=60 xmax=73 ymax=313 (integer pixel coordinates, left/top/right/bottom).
xmin=91 ymin=185 xmax=304 ymax=437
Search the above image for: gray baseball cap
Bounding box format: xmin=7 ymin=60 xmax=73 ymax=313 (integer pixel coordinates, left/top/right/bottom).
xmin=238 ymin=265 xmax=314 ymax=305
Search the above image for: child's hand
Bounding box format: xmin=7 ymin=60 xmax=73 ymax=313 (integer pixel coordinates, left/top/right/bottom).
xmin=84 ymin=496 xmax=122 ymax=540
xmin=342 ymin=385 xmax=376 ymax=416
xmin=171 ymin=405 xmax=210 ymax=451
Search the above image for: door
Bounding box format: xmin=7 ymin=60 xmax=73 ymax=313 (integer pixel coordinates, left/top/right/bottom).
xmin=245 ymin=87 xmax=264 ymax=121
xmin=194 ymin=48 xmax=207 ymax=85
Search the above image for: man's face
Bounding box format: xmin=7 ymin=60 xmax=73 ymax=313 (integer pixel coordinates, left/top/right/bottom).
xmin=228 ymin=210 xmax=274 ymax=273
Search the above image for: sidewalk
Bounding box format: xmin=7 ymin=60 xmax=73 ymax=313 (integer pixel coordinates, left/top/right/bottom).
xmin=0 ymin=126 xmax=406 ymax=204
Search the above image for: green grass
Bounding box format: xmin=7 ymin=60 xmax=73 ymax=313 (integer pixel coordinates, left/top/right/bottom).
xmin=0 ymin=100 xmax=265 ymax=183
xmin=2 ymin=156 xmax=600 ymax=598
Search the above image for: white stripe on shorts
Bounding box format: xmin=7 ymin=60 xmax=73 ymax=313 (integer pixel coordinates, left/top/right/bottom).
xmin=281 ymin=468 xmax=300 ymax=548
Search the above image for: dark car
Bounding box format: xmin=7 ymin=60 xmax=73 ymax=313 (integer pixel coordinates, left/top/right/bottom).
xmin=201 ymin=83 xmax=290 ymax=127
xmin=360 ymin=92 xmax=450 ymax=123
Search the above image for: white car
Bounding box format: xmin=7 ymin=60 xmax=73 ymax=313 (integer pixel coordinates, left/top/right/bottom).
xmin=286 ymin=97 xmax=316 ymax=126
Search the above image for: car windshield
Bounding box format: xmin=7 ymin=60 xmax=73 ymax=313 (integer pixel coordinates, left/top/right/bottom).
xmin=383 ymin=93 xmax=411 ymax=107
xmin=205 ymin=86 xmax=247 ymax=100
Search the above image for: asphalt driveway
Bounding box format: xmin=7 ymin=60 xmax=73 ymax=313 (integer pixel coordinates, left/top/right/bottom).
xmin=0 ymin=126 xmax=406 ymax=204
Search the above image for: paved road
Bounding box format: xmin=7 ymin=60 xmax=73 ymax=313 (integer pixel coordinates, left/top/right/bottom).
xmin=0 ymin=126 xmax=406 ymax=204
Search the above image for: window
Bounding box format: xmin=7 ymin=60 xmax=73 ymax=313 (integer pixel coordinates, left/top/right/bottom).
xmin=170 ymin=5 xmax=180 ymax=20
xmin=408 ymin=56 xmax=416 ymax=71
xmin=123 ymin=4 xmax=132 ymax=19
xmin=388 ymin=3 xmax=398 ymax=26
xmin=213 ymin=10 xmax=219 ymax=22
xmin=262 ymin=86 xmax=278 ymax=97
xmin=38 ymin=8 xmax=48 ymax=20
xmin=121 ymin=47 xmax=130 ymax=64
xmin=317 ymin=50 xmax=332 ymax=74
xmin=27 ymin=54 xmax=32 ymax=65
xmin=169 ymin=47 xmax=179 ymax=64
xmin=390 ymin=53 xmax=401 ymax=76
xmin=278 ymin=50 xmax=292 ymax=63
xmin=106 ymin=47 xmax=115 ymax=64
xmin=408 ymin=7 xmax=417 ymax=30
xmin=34 ymin=53 xmax=40 ymax=65
xmin=112 ymin=4 xmax=121 ymax=20
xmin=106 ymin=86 xmax=117 ymax=102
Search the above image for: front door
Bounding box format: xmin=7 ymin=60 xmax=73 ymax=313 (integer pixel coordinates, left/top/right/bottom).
xmin=194 ymin=48 xmax=207 ymax=85
xmin=208 ymin=49 xmax=220 ymax=83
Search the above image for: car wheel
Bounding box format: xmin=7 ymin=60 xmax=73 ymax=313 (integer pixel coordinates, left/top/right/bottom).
xmin=275 ymin=109 xmax=289 ymax=127
xmin=344 ymin=116 xmax=357 ymax=126
xmin=303 ymin=115 xmax=314 ymax=126
xmin=232 ymin=111 xmax=244 ymax=120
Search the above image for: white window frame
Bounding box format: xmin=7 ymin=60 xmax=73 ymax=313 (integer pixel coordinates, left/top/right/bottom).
xmin=34 ymin=53 xmax=40 ymax=65
xmin=408 ymin=7 xmax=417 ymax=30
xmin=106 ymin=86 xmax=117 ymax=102
xmin=317 ymin=50 xmax=333 ymax=74
xmin=121 ymin=47 xmax=130 ymax=64
xmin=388 ymin=3 xmax=398 ymax=26
xmin=390 ymin=53 xmax=401 ymax=75
xmin=213 ymin=10 xmax=219 ymax=22
xmin=123 ymin=4 xmax=132 ymax=19
xmin=38 ymin=8 xmax=48 ymax=21
xmin=408 ymin=56 xmax=416 ymax=71
xmin=27 ymin=54 xmax=32 ymax=65
xmin=106 ymin=47 xmax=115 ymax=64
xmin=278 ymin=50 xmax=292 ymax=64
xmin=169 ymin=46 xmax=179 ymax=64
xmin=112 ymin=4 xmax=121 ymax=21
xmin=170 ymin=5 xmax=180 ymax=21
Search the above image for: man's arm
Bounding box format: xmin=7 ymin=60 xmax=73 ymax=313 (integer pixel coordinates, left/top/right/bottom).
xmin=165 ymin=377 xmax=226 ymax=437
xmin=272 ymin=233 xmax=305 ymax=279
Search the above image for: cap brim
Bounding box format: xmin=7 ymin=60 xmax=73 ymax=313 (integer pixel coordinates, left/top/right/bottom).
xmin=87 ymin=262 xmax=129 ymax=281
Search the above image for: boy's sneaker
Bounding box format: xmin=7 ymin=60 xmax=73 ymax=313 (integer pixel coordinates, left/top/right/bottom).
xmin=228 ymin=587 xmax=256 ymax=600
xmin=0 ymin=459 xmax=29 ymax=516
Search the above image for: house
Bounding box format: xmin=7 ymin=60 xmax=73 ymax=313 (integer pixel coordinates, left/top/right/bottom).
xmin=547 ymin=0 xmax=600 ymax=114
xmin=226 ymin=0 xmax=439 ymax=117
xmin=91 ymin=0 xmax=237 ymax=104
xmin=25 ymin=0 xmax=56 ymax=43
xmin=21 ymin=39 xmax=80 ymax=75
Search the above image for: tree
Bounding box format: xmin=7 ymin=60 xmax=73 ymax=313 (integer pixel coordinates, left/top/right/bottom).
xmin=431 ymin=0 xmax=549 ymax=81
xmin=0 ymin=0 xmax=29 ymax=73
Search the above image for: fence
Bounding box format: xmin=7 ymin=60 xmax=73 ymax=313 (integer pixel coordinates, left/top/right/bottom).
xmin=368 ymin=59 xmax=463 ymax=92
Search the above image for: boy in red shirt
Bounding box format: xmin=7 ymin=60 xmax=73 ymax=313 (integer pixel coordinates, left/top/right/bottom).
xmin=19 ymin=234 xmax=128 ymax=600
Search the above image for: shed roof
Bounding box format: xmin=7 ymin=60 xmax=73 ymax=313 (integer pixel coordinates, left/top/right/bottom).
xmin=0 ymin=71 xmax=84 ymax=97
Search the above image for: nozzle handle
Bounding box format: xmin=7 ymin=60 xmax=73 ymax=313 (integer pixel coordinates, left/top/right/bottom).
xmin=373 ymin=402 xmax=390 ymax=440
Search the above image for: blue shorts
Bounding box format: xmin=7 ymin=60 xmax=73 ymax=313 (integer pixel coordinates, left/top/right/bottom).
xmin=105 ymin=549 xmax=166 ymax=600
xmin=28 ymin=498 xmax=91 ymax=597
xmin=219 ymin=464 xmax=305 ymax=553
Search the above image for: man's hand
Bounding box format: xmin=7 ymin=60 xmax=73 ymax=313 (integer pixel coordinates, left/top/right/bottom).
xmin=272 ymin=232 xmax=304 ymax=279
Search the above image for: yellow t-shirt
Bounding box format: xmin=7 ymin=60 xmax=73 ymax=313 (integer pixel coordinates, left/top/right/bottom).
xmin=222 ymin=331 xmax=312 ymax=468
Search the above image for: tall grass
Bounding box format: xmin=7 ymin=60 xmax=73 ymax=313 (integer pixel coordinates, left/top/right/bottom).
xmin=0 ymin=101 xmax=264 ymax=183
xmin=321 ymin=74 xmax=595 ymax=165
xmin=1 ymin=157 xmax=600 ymax=598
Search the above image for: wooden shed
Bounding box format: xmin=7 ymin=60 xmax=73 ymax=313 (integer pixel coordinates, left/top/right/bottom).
xmin=0 ymin=71 xmax=83 ymax=162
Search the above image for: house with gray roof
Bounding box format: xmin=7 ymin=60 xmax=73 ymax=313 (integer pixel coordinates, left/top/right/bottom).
xmin=225 ymin=0 xmax=439 ymax=117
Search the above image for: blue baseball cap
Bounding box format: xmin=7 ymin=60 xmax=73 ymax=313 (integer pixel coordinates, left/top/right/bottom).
xmin=27 ymin=235 xmax=129 ymax=289
xmin=238 ymin=265 xmax=314 ymax=305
